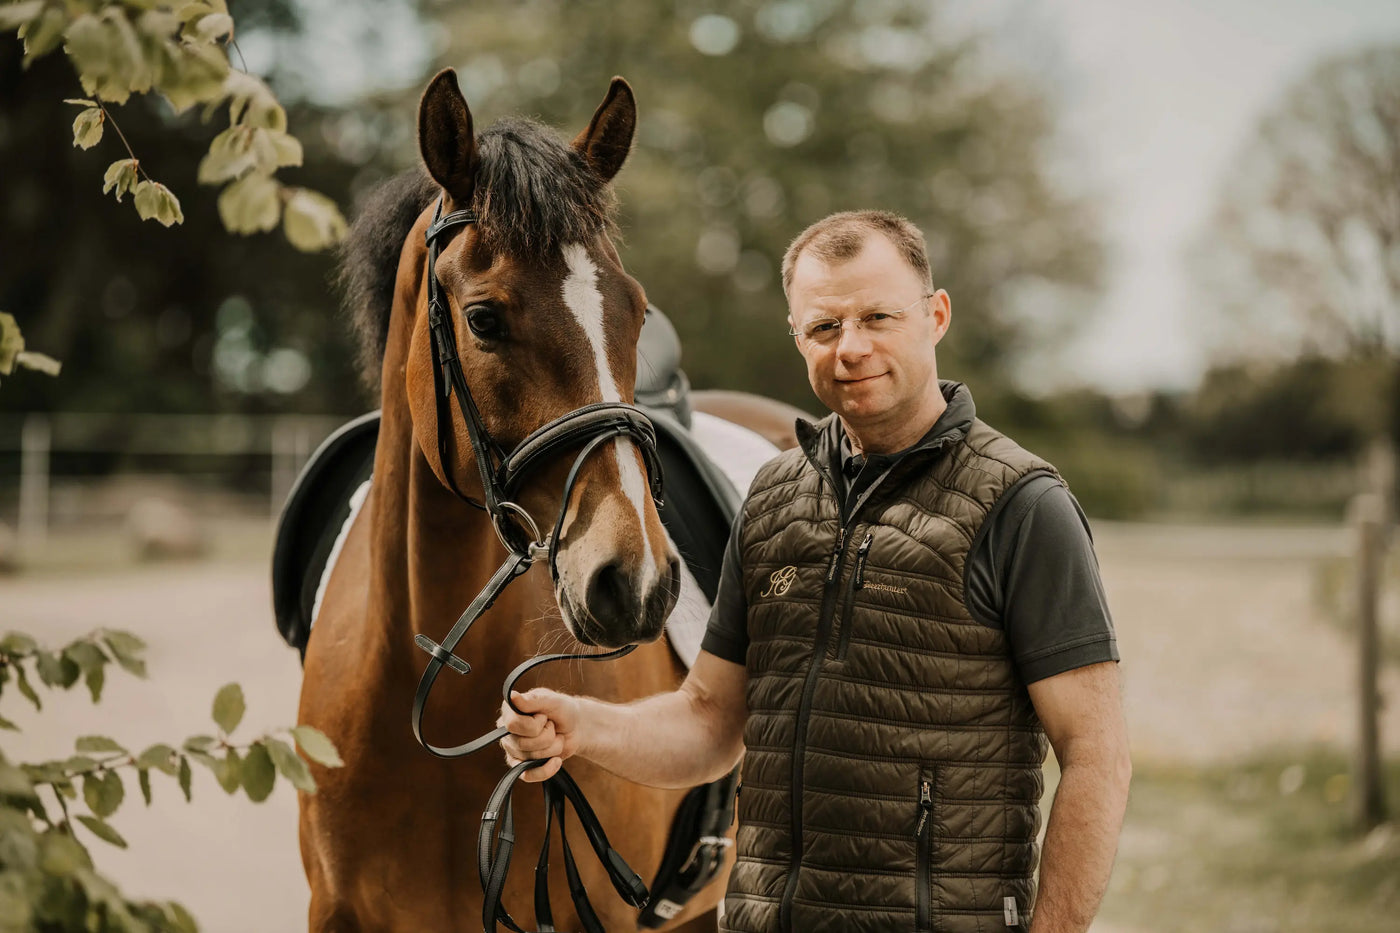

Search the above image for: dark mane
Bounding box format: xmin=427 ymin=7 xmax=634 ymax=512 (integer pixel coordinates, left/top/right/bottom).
xmin=336 ymin=117 xmax=618 ymax=390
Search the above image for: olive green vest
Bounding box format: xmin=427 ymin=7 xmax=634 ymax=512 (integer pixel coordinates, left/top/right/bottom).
xmin=723 ymin=406 xmax=1056 ymax=933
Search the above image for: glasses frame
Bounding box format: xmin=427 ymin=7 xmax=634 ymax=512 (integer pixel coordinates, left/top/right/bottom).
xmin=788 ymin=293 xmax=934 ymax=343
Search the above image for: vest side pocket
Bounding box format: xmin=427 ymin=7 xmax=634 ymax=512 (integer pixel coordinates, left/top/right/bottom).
xmin=915 ymin=767 xmax=935 ymax=932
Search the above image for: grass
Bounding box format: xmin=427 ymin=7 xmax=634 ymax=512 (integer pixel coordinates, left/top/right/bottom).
xmin=1098 ymin=747 xmax=1400 ymax=932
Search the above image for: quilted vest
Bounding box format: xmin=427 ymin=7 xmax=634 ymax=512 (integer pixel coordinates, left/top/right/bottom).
xmin=723 ymin=400 xmax=1057 ymax=933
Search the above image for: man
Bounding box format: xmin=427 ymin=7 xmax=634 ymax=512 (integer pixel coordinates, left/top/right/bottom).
xmin=500 ymin=211 xmax=1131 ymax=932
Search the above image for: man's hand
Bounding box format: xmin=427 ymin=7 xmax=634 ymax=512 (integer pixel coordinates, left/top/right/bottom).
xmin=497 ymin=688 xmax=581 ymax=782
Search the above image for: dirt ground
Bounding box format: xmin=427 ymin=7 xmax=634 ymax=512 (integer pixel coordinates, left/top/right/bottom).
xmin=0 ymin=520 xmax=1395 ymax=932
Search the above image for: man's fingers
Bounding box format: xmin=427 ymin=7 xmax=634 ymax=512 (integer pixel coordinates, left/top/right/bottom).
xmin=497 ymin=702 xmax=548 ymax=738
xmin=519 ymin=757 xmax=562 ymax=783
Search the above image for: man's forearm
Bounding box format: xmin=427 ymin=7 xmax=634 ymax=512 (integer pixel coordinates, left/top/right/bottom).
xmin=574 ymin=686 xmax=744 ymax=789
xmin=1029 ymin=752 xmax=1131 ymax=932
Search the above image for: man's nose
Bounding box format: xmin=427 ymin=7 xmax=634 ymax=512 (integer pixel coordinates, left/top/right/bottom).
xmin=835 ymin=321 xmax=874 ymax=358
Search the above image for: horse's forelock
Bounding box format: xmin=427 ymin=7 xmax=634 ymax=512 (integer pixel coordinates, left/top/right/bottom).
xmin=471 ymin=118 xmax=619 ymax=258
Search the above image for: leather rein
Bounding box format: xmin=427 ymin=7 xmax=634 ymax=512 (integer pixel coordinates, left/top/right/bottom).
xmin=410 ymin=198 xmax=665 ymax=932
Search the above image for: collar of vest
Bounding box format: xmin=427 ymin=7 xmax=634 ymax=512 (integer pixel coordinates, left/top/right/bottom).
xmin=794 ymin=380 xmax=977 ymax=473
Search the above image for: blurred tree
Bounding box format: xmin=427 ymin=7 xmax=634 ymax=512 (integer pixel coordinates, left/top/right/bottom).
xmin=0 ymin=2 xmax=408 ymax=417
xmin=1196 ymin=44 xmax=1400 ymax=458
xmin=401 ymin=0 xmax=1103 ymax=409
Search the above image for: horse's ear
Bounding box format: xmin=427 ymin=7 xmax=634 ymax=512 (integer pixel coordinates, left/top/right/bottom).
xmin=418 ymin=69 xmax=477 ymax=203
xmin=572 ymin=77 xmax=635 ymax=184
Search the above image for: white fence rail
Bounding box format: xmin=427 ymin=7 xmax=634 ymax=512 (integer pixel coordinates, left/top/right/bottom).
xmin=0 ymin=412 xmax=351 ymax=543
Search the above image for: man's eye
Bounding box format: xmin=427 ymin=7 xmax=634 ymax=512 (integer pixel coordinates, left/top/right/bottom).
xmin=810 ymin=321 xmax=839 ymax=334
xmin=864 ymin=312 xmax=891 ymax=323
xmin=466 ymin=305 xmax=505 ymax=339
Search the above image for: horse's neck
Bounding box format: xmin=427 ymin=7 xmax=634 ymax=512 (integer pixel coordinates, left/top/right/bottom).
xmin=368 ymin=393 xmax=549 ymax=660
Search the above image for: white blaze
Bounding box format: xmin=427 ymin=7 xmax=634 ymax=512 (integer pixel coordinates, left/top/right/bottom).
xmin=560 ymin=244 xmax=657 ymax=591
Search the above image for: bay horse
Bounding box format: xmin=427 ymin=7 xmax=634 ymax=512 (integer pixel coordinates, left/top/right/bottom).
xmin=295 ymin=69 xmax=801 ymax=932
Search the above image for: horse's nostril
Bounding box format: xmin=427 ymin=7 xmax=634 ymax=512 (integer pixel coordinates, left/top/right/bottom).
xmin=585 ymin=560 xmax=633 ymax=630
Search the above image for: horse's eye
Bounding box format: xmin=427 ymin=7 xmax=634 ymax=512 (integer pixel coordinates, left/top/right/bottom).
xmin=466 ymin=305 xmax=505 ymax=340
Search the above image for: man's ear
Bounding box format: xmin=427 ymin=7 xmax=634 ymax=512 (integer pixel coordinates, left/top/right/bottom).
xmin=418 ymin=68 xmax=477 ymax=203
xmin=571 ymin=77 xmax=636 ymax=184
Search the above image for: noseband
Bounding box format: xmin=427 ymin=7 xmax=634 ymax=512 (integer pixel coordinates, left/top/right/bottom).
xmin=409 ymin=198 xmax=678 ymax=932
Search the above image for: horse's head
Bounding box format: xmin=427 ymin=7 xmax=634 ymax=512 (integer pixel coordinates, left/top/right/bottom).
xmin=407 ymin=69 xmax=679 ymax=648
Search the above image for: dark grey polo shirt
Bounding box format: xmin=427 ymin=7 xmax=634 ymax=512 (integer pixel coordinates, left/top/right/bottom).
xmin=700 ymin=411 xmax=1119 ymax=685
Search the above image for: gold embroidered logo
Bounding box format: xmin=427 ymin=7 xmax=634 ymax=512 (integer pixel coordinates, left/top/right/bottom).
xmin=760 ymin=566 xmax=798 ymax=598
xmin=863 ymin=582 xmax=909 ymax=596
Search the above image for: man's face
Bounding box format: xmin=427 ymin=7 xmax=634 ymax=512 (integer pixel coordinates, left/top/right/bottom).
xmin=787 ymin=234 xmax=950 ymax=430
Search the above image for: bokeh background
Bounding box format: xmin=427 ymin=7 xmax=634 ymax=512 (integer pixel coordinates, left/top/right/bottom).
xmin=3 ymin=1 xmax=1400 ymax=930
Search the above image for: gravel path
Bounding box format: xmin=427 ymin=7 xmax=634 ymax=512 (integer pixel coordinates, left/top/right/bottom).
xmin=0 ymin=521 xmax=1394 ymax=931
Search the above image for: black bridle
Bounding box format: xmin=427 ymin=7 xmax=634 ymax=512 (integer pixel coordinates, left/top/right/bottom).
xmin=409 ymin=198 xmax=673 ymax=932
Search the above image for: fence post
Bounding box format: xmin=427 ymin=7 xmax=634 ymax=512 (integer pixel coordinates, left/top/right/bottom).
xmin=18 ymin=414 xmax=51 ymax=550
xmin=1352 ymin=439 xmax=1393 ymax=833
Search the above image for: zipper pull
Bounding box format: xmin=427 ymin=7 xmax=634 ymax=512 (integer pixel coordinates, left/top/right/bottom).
xmin=917 ymin=778 xmax=932 ymax=835
xmin=825 ymin=528 xmax=848 ymax=583
xmin=853 ymin=533 xmax=873 ymax=588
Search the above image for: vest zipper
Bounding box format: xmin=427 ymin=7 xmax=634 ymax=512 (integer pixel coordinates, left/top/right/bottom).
xmin=832 ymin=532 xmax=873 ymax=662
xmin=778 ymin=523 xmax=852 ymax=932
xmin=916 ymin=772 xmax=934 ymax=932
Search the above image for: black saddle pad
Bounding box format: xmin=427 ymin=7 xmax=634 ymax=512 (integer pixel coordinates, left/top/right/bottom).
xmin=270 ymin=412 xmax=378 ymax=654
xmin=271 ymin=410 xmax=738 ymax=655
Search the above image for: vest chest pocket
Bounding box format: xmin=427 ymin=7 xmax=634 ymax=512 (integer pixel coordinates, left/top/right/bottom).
xmin=915 ymin=767 xmax=935 ymax=932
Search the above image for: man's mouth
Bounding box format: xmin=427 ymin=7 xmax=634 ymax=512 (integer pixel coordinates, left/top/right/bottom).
xmin=836 ymin=373 xmax=885 ymax=385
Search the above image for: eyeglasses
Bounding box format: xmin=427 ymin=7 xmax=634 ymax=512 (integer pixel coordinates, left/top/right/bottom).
xmin=788 ymin=294 xmax=932 ymax=345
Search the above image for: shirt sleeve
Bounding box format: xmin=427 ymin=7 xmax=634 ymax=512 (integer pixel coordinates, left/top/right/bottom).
xmin=965 ymin=474 xmax=1119 ymax=684
xmin=699 ymin=509 xmax=749 ymax=665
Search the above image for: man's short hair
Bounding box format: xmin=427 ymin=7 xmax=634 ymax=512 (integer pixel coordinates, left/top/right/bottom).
xmin=781 ymin=210 xmax=932 ymax=297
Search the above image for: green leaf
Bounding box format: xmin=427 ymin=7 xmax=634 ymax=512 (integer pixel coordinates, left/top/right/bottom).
xmin=0 ymin=759 xmax=35 ymax=799
xmin=0 ymin=632 xmax=37 ymax=654
xmin=0 ymin=715 xmax=17 ymax=732
xmin=283 ymin=189 xmax=348 ymax=253
xmin=20 ymin=7 xmax=66 ymax=64
xmin=102 ymin=159 xmax=140 ymax=203
xmin=240 ymin=742 xmax=274 ymax=803
xmin=64 ymin=641 xmax=108 ymax=702
xmin=38 ymin=831 xmax=92 ymax=876
xmin=216 ymin=172 xmax=280 ymax=234
xmin=136 ymin=743 xmax=178 ymax=775
xmin=166 ymin=900 xmax=198 ymax=933
xmin=265 ymin=737 xmax=315 ymax=793
xmin=181 ymin=735 xmax=218 ymax=753
xmin=211 ymin=682 xmax=244 ymax=734
xmin=35 ymin=651 xmax=78 ymax=689
xmin=214 ymin=748 xmax=241 ymax=794
xmin=0 ymin=312 xmax=22 ymax=376
xmin=62 ymin=756 xmax=100 ymax=775
xmin=65 ymin=9 xmax=152 ymax=104
xmin=178 ymin=755 xmax=192 ymax=802
xmin=132 ymin=179 xmax=184 ymax=227
xmin=63 ymin=97 xmax=97 ymax=107
xmin=83 ymin=663 xmax=105 ymax=703
xmin=0 ymin=1 xmax=43 ymax=32
xmin=13 ymin=351 xmax=59 ymax=376
xmin=102 ymin=630 xmax=147 ymax=678
xmin=223 ymin=71 xmax=284 ymax=130
xmin=194 ymin=12 xmax=231 ymax=42
xmin=75 ymin=736 xmax=126 ymax=755
xmin=82 ymin=770 xmax=123 ymax=818
xmin=138 ymin=768 xmax=151 ymax=806
xmin=71 ymin=107 xmax=104 ymax=149
xmin=14 ymin=667 xmax=40 ymax=711
xmin=76 ymin=815 xmax=127 ymax=849
xmin=290 ymin=726 xmax=344 ymax=769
